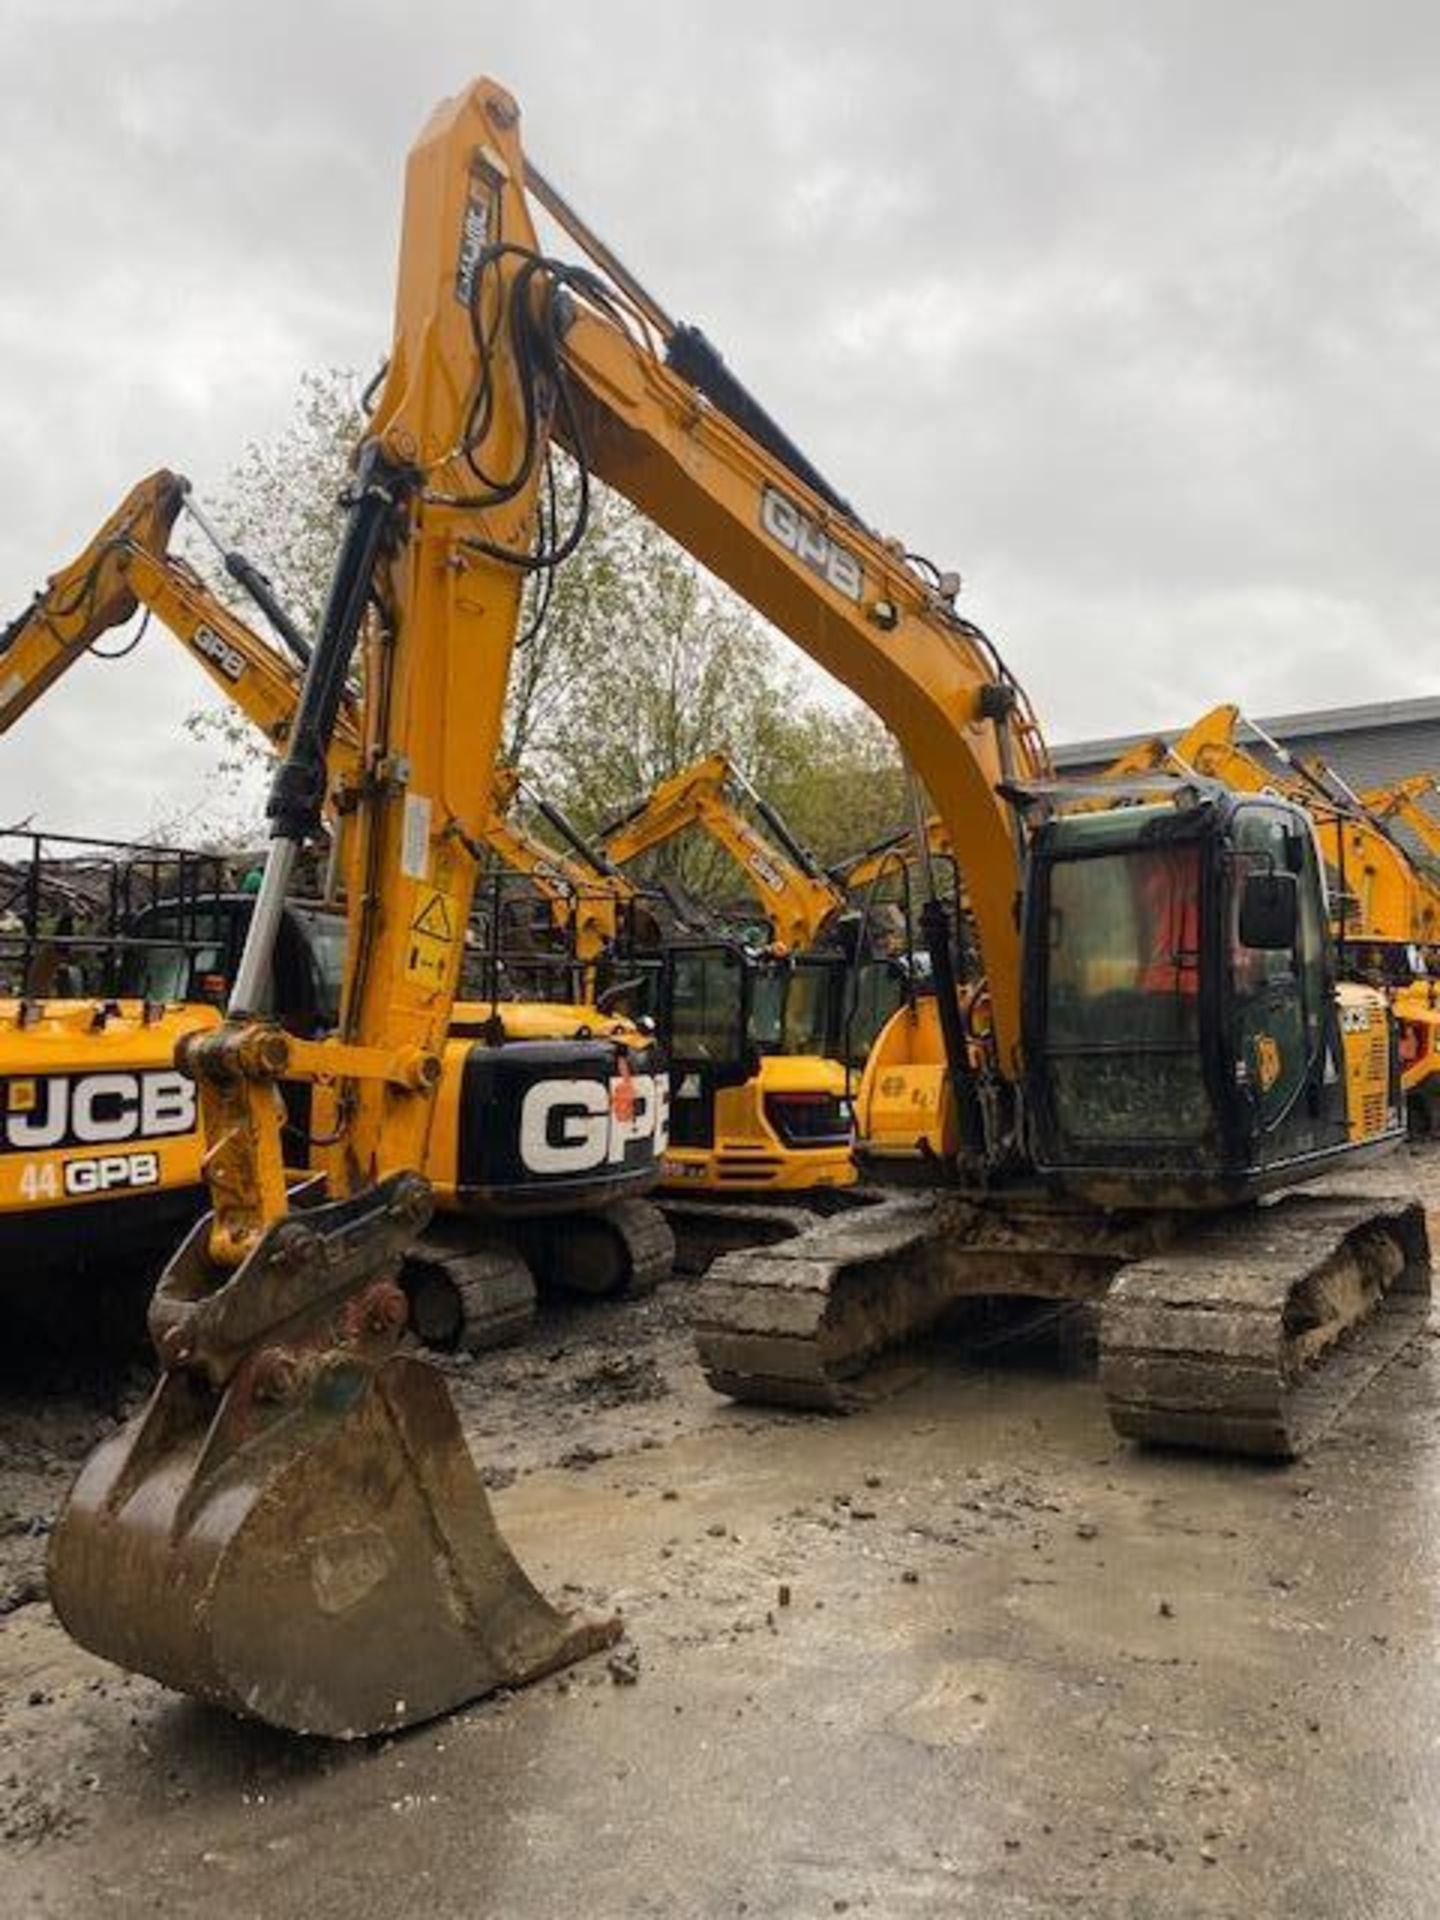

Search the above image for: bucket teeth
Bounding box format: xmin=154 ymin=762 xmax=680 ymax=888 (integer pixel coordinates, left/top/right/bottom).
xmin=48 ymin=1177 xmax=619 ymax=1738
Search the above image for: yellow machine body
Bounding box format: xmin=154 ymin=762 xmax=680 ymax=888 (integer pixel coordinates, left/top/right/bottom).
xmin=0 ymin=999 xmax=220 ymax=1272
xmin=1336 ymin=981 xmax=1401 ymax=1144
xmin=662 ymin=1051 xmax=854 ymax=1193
xmin=850 ymin=994 xmax=953 ymax=1169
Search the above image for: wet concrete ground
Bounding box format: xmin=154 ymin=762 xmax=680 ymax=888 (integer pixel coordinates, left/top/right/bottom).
xmin=4 ymin=1182 xmax=1440 ymax=1917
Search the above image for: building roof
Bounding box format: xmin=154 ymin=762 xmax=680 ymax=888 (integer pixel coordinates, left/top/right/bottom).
xmin=1053 ymin=693 xmax=1440 ymax=768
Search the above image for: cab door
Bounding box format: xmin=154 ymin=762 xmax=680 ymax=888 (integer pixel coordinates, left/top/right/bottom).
xmin=1226 ymin=804 xmax=1333 ymax=1162
xmin=657 ymin=942 xmax=753 ymax=1150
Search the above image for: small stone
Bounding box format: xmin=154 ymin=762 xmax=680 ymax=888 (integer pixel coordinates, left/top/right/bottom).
xmin=1003 ymin=1837 xmax=1021 ymax=1852
xmin=661 ymin=1489 xmax=680 ymax=1501
xmin=1075 ymin=1522 xmax=1098 ymax=1540
xmin=1306 ymin=1717 xmax=1321 ymax=1734
xmin=1158 ymin=1599 xmax=1174 ymax=1619
xmin=901 ymin=1569 xmax=920 ymax=1585
xmin=607 ymin=1646 xmax=641 ymax=1687
xmin=864 ymin=1473 xmax=883 ymax=1489
xmin=706 ymin=1522 xmax=728 ymax=1538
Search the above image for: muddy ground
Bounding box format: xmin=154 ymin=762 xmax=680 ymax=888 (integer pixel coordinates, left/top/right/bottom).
xmin=5 ymin=1158 xmax=1440 ymax=1918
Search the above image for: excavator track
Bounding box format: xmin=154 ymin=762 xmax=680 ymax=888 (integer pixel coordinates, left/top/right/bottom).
xmin=660 ymin=1196 xmax=846 ymax=1279
xmin=692 ymin=1193 xmax=1153 ymax=1410
xmin=597 ymin=1195 xmax=676 ymax=1297
xmin=520 ymin=1196 xmax=675 ymax=1299
xmin=1099 ymin=1188 xmax=1430 ymax=1458
xmin=695 ymin=1183 xmax=1431 ymax=1453
xmin=402 ymin=1232 xmax=538 ymax=1353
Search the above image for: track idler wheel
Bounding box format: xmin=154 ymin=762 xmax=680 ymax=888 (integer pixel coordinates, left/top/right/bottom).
xmin=47 ymin=1175 xmax=618 ymax=1737
xmin=522 ymin=1197 xmax=675 ymax=1299
xmin=401 ymin=1229 xmax=537 ymax=1353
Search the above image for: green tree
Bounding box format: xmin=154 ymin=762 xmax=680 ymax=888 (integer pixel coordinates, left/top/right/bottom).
xmin=180 ymin=368 xmax=910 ymax=892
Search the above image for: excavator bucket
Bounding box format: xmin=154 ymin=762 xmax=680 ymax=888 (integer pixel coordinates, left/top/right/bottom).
xmin=48 ymin=1175 xmax=617 ymax=1738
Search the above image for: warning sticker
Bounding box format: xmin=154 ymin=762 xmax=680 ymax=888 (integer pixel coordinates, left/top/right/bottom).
xmin=405 ymin=884 xmax=460 ymax=989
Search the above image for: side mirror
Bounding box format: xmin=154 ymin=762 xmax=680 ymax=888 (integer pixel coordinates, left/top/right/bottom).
xmin=1239 ymin=870 xmax=1297 ymax=951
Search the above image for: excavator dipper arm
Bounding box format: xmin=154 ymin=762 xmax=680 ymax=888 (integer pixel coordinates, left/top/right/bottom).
xmin=601 ymin=752 xmax=844 ymax=954
xmin=0 ymin=469 xmax=361 ymax=767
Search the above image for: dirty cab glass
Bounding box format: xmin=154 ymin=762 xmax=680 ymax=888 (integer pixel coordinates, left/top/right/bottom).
xmin=1043 ymin=841 xmax=1211 ymax=1149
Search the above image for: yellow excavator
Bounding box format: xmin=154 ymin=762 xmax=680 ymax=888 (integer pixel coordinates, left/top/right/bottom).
xmin=47 ymin=76 xmax=1427 ymax=1741
xmin=1114 ymin=705 xmax=1440 ymax=1128
xmin=1358 ymin=774 xmax=1440 ymax=1125
xmin=1362 ymin=771 xmax=1440 ymax=869
xmin=1140 ymin=705 xmax=1440 ymax=950
xmin=598 ymin=752 xmax=857 ymax=1211
xmin=478 ymin=763 xmax=673 ymax=996
xmin=1 ymin=473 xmax=674 ymax=1347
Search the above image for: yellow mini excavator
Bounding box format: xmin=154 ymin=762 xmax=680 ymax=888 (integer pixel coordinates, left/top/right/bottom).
xmin=1 ymin=475 xmax=674 ymax=1349
xmin=598 ymin=752 xmax=857 ymax=1211
xmin=48 ymin=76 xmax=1427 ymax=1741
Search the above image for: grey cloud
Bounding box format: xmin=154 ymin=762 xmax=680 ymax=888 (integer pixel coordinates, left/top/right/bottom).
xmin=2 ymin=0 xmax=1439 ymax=829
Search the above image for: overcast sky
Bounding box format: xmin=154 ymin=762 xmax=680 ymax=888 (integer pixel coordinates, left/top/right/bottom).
xmin=4 ymin=0 xmax=1440 ymax=838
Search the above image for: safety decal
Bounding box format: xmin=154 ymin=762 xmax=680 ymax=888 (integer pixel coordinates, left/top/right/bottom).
xmin=405 ymin=883 xmax=460 ymax=989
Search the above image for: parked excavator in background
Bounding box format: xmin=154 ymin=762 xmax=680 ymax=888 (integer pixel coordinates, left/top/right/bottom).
xmin=0 ymin=472 xmax=674 ymax=1352
xmin=1115 ymin=704 xmax=1440 ymax=1131
xmin=597 ymin=752 xmax=858 ymax=1235
xmin=1362 ymin=772 xmax=1440 ymax=870
xmin=47 ymin=75 xmax=1428 ymax=1743
xmin=1357 ymin=775 xmax=1440 ymax=1128
xmin=601 ymin=752 xmax=844 ymax=953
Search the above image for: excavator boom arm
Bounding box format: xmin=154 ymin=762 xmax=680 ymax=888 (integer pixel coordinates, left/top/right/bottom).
xmin=546 ymin=302 xmax=1045 ymax=1073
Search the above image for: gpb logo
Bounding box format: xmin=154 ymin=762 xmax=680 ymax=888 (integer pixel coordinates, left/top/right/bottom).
xmin=454 ymin=189 xmax=492 ymax=307
xmin=519 ymin=1071 xmax=671 ymax=1175
xmin=759 ymin=487 xmax=864 ymax=602
xmin=65 ymin=1152 xmax=162 ymax=1195
xmin=191 ymin=623 xmax=247 ymax=684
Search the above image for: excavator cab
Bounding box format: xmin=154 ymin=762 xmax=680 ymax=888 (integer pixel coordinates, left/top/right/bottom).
xmin=1023 ymin=783 xmax=1404 ymax=1206
xmin=657 ymin=939 xmax=853 ymax=1188
xmin=120 ymin=895 xmax=343 ymax=1035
